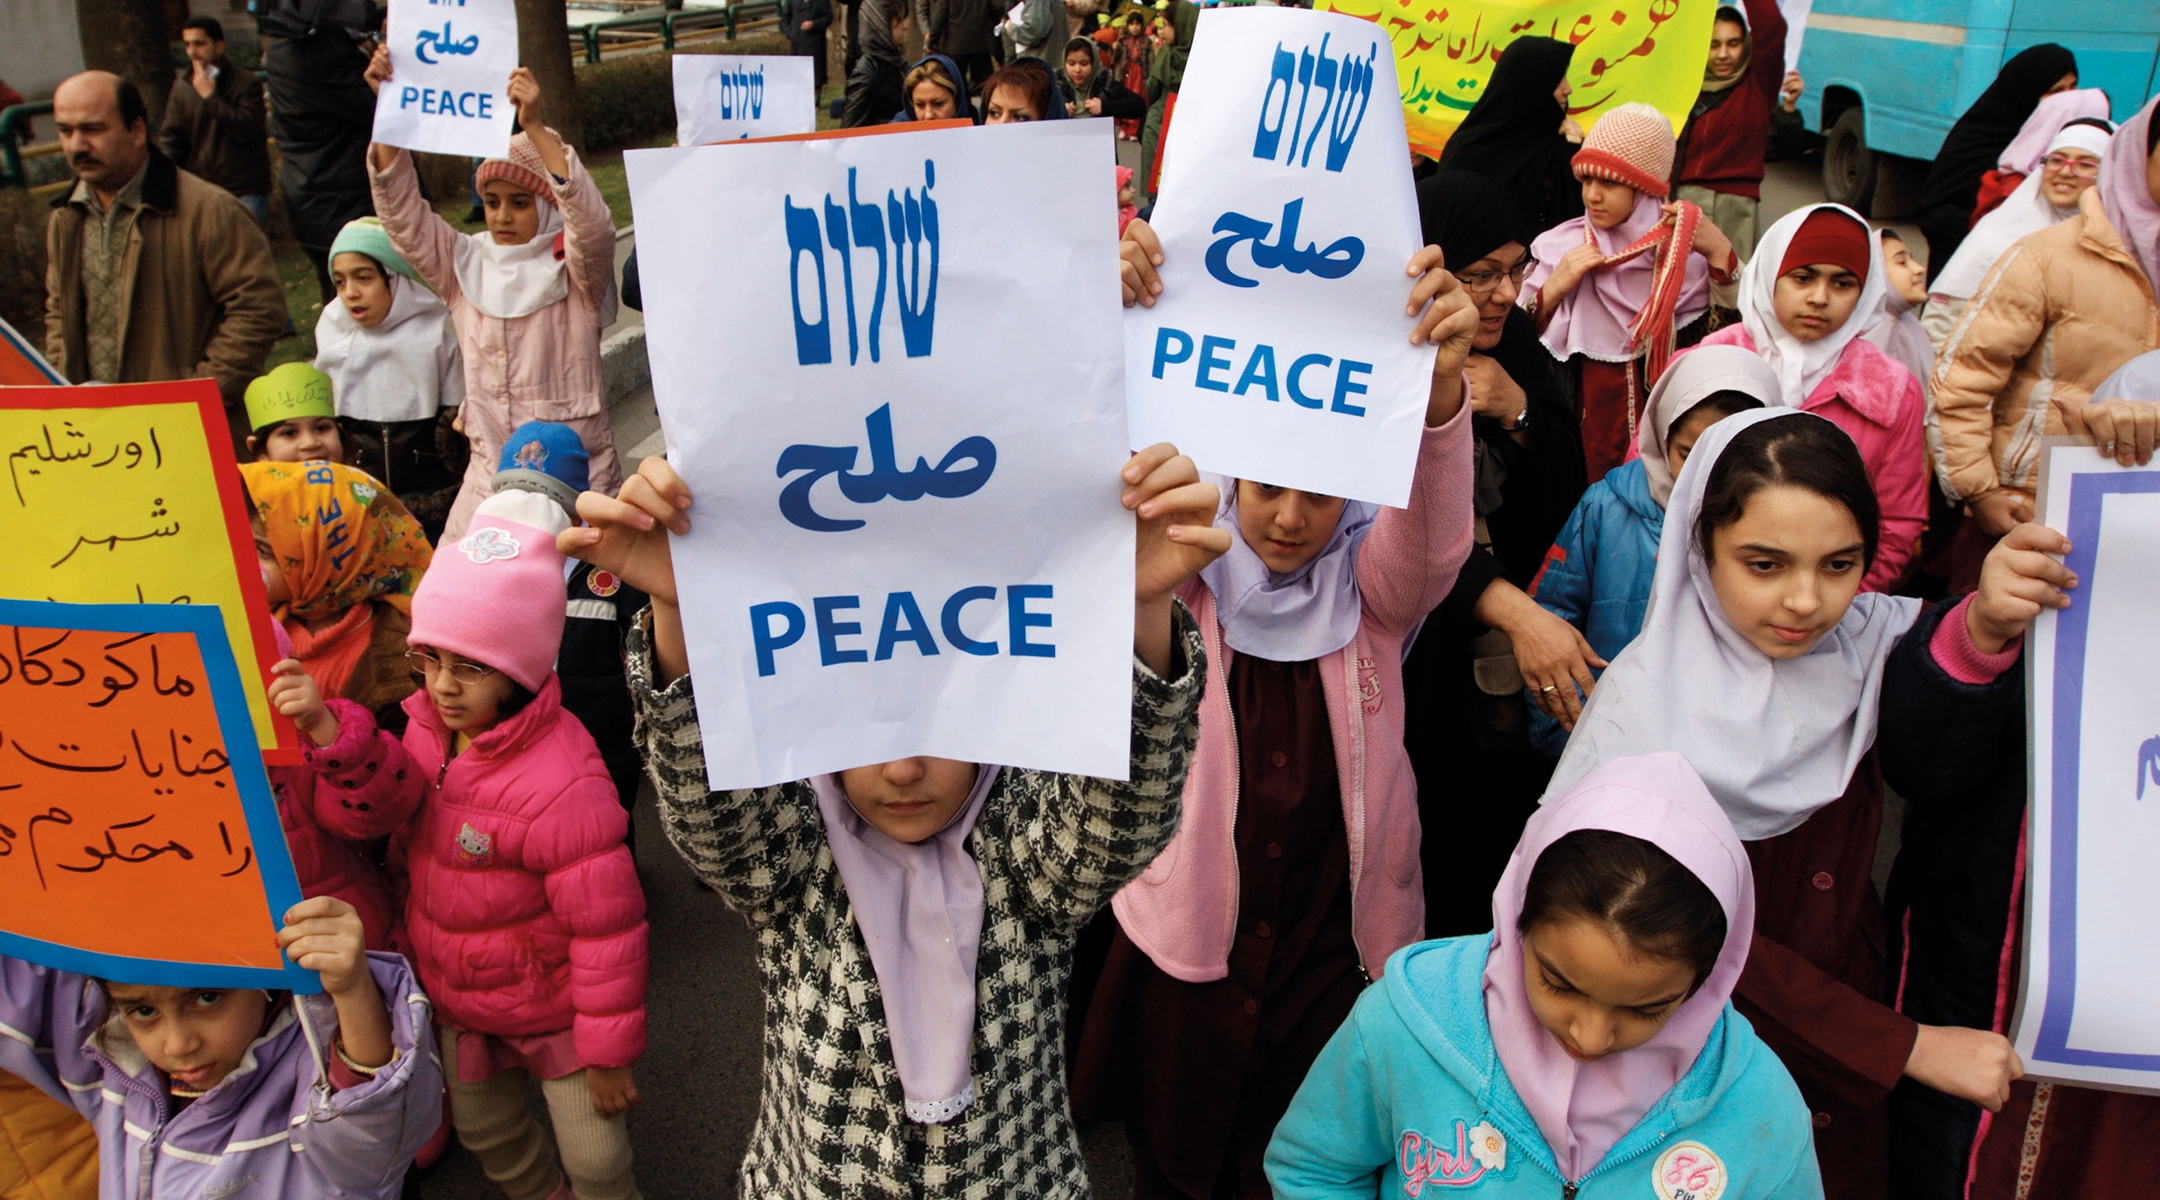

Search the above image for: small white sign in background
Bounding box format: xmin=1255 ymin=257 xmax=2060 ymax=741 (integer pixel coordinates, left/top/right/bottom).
xmin=371 ymin=0 xmax=518 ymax=160
xmin=673 ymin=55 xmax=817 ymax=146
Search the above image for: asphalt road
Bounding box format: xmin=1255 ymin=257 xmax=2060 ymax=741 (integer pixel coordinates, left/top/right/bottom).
xmin=417 ymin=152 xmax=1861 ymax=1200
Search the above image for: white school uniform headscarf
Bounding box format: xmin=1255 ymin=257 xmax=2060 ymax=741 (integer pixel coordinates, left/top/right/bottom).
xmin=453 ymin=200 xmax=573 ymax=320
xmin=313 ymin=273 xmax=463 ymax=423
xmin=1635 ymin=344 xmax=1781 ymax=507
xmin=1196 ymin=477 xmax=1377 ymax=662
xmin=1931 ymin=118 xmax=2113 ymax=302
xmin=1737 ymin=204 xmax=1889 ymax=409
xmin=811 ymin=764 xmax=1003 ymax=1124
xmin=1546 ymin=408 xmax=1924 ymax=840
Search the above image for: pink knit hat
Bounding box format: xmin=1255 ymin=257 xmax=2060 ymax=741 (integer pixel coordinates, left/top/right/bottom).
xmin=1572 ymin=102 xmax=1676 ymax=198
xmin=406 ymin=492 xmax=570 ymax=692
xmin=473 ymin=128 xmax=557 ymax=200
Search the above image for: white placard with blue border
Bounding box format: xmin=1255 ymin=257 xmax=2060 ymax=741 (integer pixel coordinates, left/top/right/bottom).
xmin=2012 ymin=439 xmax=2160 ymax=1094
xmin=625 ymin=120 xmax=1136 ymax=790
xmin=673 ymin=55 xmax=817 ymax=146
xmin=371 ymin=0 xmax=519 ymax=160
xmin=1124 ymin=6 xmax=1434 ymax=508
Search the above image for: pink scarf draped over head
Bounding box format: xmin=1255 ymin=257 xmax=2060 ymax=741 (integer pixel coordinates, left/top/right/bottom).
xmin=2100 ymin=96 xmax=2160 ymax=299
xmin=1528 ymin=192 xmax=1711 ymax=375
xmin=1483 ymin=751 xmax=1755 ymax=1181
xmin=812 ymin=765 xmax=1002 ymax=1124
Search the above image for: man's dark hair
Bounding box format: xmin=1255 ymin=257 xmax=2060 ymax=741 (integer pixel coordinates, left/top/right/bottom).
xmin=183 ymin=14 xmax=227 ymax=41
xmin=114 ymin=77 xmax=148 ymax=131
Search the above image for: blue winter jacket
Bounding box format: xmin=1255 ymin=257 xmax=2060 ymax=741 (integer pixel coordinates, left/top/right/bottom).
xmin=1265 ymin=936 xmax=1823 ymax=1200
xmin=1525 ymin=457 xmax=1664 ymax=758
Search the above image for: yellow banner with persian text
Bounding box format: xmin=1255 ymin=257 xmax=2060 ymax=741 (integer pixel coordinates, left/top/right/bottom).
xmin=1315 ymin=0 xmax=1715 ymax=162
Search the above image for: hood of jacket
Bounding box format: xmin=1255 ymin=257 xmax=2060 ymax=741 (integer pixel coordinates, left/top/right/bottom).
xmin=1602 ymin=456 xmax=1663 ymax=524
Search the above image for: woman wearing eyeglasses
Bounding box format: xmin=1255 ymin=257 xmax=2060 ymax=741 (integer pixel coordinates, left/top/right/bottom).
xmin=1399 ymin=171 xmax=1590 ymax=938
xmin=1930 ymin=99 xmax=2160 ymax=591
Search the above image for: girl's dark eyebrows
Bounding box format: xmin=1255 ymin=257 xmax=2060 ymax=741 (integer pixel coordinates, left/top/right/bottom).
xmin=1732 ymin=542 xmax=1794 ymax=557
xmin=1532 ymin=949 xmax=1575 ymax=990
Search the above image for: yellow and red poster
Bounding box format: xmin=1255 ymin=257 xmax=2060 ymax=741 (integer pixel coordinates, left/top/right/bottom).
xmin=1316 ymin=0 xmax=1716 ymax=161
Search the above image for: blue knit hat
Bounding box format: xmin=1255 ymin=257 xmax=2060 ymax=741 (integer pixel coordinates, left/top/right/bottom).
xmin=490 ymin=421 xmax=590 ymax=523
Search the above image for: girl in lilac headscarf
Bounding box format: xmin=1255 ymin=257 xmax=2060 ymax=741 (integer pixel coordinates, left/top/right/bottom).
xmin=1265 ymin=751 xmax=1823 ymax=1198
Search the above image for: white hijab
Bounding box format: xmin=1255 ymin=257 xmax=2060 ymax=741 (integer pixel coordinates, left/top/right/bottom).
xmin=452 ymin=200 xmax=572 ymax=320
xmin=1636 ymin=345 xmax=1781 ymax=507
xmin=1932 ymin=120 xmax=2113 ymax=301
xmin=1196 ymin=478 xmax=1377 ymax=662
xmin=1546 ymin=408 xmax=1923 ymax=840
xmin=1737 ymin=204 xmax=1889 ymax=409
xmin=313 ymin=274 xmax=462 ymax=423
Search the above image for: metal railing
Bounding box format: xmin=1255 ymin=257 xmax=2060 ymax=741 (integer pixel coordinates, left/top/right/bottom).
xmin=572 ymin=1 xmax=784 ymax=63
xmin=0 ymin=102 xmax=58 ymax=192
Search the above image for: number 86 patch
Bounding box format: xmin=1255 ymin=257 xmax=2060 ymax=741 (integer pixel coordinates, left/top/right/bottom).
xmin=1652 ymin=1142 xmax=1726 ymax=1200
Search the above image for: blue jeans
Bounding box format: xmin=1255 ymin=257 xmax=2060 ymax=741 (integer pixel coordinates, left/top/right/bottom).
xmin=235 ymin=192 xmax=268 ymax=224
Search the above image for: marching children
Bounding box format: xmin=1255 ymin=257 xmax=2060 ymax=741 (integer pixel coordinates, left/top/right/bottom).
xmin=362 ymin=58 xmax=623 ymax=539
xmin=567 ymin=443 xmax=1224 ymax=1197
xmin=243 ymin=361 xmax=344 ymax=463
xmin=1526 ymin=345 xmax=1773 ymax=753
xmin=1695 ymin=203 xmax=1927 ymax=592
xmin=1545 ymin=408 xmax=2062 ymax=1199
xmin=1264 ymin=752 xmax=1822 ymax=1199
xmin=1071 ymin=218 xmax=1480 ymax=1199
xmin=240 ymin=460 xmax=433 ymax=731
xmin=386 ymin=487 xmax=651 ymax=1200
xmin=314 ymin=215 xmax=467 ymax=541
xmin=0 ymin=900 xmax=442 ymax=1199
xmin=1525 ymin=102 xmax=1736 ymax=482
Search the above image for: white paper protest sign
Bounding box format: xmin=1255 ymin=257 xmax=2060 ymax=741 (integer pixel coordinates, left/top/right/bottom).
xmin=626 ymin=122 xmax=1136 ymax=790
xmin=371 ymin=0 xmax=518 ymax=160
xmin=1125 ymin=7 xmax=1433 ymax=508
xmin=2010 ymin=440 xmax=2160 ymax=1095
xmin=673 ymin=55 xmax=817 ymax=146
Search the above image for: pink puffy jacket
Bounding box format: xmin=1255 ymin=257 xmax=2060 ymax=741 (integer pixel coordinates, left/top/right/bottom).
xmin=278 ymin=698 xmax=423 ymax=953
xmin=391 ymin=675 xmax=649 ymax=1069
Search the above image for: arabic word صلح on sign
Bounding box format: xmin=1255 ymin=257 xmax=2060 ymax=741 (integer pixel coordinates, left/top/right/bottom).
xmin=0 ymin=611 xmax=301 ymax=984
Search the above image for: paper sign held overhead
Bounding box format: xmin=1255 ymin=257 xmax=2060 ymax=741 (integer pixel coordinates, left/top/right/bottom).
xmin=0 ymin=382 xmax=295 ymax=761
xmin=2011 ymin=440 xmax=2160 ymax=1095
xmin=1126 ymin=6 xmax=1433 ymax=507
xmin=1315 ymin=0 xmax=1717 ymax=162
xmin=627 ymin=120 xmax=1136 ymax=790
xmin=673 ymin=55 xmax=817 ymax=146
xmin=372 ymin=0 xmax=519 ymax=160
xmin=0 ymin=599 xmax=317 ymax=993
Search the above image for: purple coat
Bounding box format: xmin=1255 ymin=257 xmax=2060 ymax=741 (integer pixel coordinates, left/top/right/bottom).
xmin=0 ymin=952 xmax=441 ymax=1200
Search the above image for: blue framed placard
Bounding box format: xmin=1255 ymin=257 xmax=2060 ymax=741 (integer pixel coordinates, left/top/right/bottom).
xmin=0 ymin=598 xmax=319 ymax=993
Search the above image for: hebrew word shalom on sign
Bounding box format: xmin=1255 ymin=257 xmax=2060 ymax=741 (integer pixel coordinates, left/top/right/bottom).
xmin=372 ymin=0 xmax=519 ymax=159
xmin=2011 ymin=441 xmax=2160 ymax=1094
xmin=625 ymin=121 xmax=1134 ymax=790
xmin=1316 ymin=0 xmax=1715 ymax=161
xmin=1125 ymin=6 xmax=1434 ymax=507
xmin=0 ymin=382 xmax=295 ymax=761
xmin=0 ymin=599 xmax=317 ymax=992
xmin=673 ymin=55 xmax=817 ymax=146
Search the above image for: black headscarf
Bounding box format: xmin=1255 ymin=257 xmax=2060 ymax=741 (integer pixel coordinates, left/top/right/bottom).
xmin=1919 ymin=43 xmax=2078 ymax=215
xmin=1433 ymin=38 xmax=1585 ymax=234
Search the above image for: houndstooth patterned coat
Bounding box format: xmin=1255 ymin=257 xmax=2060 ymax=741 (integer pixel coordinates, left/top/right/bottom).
xmin=627 ymin=606 xmax=1206 ymax=1199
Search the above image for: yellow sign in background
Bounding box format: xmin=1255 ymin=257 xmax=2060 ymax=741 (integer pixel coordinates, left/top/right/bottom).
xmin=1317 ymin=0 xmax=1716 ymax=162
xmin=0 ymin=383 xmax=293 ymax=759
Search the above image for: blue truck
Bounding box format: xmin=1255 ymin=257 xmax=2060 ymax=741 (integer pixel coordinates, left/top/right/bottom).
xmin=1795 ymin=0 xmax=2160 ymax=210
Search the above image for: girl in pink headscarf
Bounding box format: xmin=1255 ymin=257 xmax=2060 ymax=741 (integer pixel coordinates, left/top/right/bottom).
xmin=1264 ymin=752 xmax=1823 ymax=1198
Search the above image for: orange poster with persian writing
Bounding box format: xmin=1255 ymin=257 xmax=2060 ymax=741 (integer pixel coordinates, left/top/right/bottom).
xmin=0 ymin=599 xmax=315 ymax=990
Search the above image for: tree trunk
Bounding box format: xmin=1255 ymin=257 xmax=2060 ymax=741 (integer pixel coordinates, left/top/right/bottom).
xmin=76 ymin=0 xmax=175 ymax=129
xmin=514 ymin=0 xmax=584 ymax=152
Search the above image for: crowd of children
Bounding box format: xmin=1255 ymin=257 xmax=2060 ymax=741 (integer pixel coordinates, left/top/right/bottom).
xmin=6 ymin=21 xmax=2160 ymax=1200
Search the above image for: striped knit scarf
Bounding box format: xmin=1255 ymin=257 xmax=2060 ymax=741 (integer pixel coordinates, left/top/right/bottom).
xmin=1579 ymin=198 xmax=1702 ymax=442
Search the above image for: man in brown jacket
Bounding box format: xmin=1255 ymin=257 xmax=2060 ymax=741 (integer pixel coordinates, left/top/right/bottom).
xmin=158 ymin=16 xmax=274 ymax=223
xmin=47 ymin=71 xmax=287 ymax=455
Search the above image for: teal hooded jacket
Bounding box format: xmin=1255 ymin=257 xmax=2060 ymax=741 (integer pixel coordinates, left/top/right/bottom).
xmin=1265 ymin=935 xmax=1824 ymax=1200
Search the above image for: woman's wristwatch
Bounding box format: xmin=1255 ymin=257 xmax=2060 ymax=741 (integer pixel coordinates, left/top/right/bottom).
xmin=1504 ymin=402 xmax=1531 ymax=432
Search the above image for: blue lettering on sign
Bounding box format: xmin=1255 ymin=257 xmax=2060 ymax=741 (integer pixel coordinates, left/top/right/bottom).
xmin=413 ymin=22 xmax=480 ymax=64
xmin=776 ymin=404 xmax=995 ymax=532
xmin=748 ymin=585 xmax=1055 ymax=675
xmin=1205 ymin=199 xmax=1364 ymax=288
xmin=1252 ymin=33 xmax=1378 ymax=172
xmin=398 ymin=86 xmax=495 ymax=119
xmin=786 ymin=161 xmax=939 ymax=366
xmin=711 ymin=65 xmax=766 ymax=122
xmin=1150 ymin=324 xmax=1372 ymax=417
xmin=2139 ymin=734 xmax=2160 ymax=799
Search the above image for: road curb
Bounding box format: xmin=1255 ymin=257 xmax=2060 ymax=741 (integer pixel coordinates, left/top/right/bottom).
xmin=603 ymin=322 xmax=649 ymax=408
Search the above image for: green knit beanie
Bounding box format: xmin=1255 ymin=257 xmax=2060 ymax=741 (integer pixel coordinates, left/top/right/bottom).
xmin=328 ymin=217 xmax=418 ymax=282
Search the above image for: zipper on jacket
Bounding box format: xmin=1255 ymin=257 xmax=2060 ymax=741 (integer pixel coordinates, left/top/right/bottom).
xmin=1560 ymin=1185 xmax=1577 ymax=1200
xmin=1343 ymin=645 xmax=1371 ymax=975
xmin=1209 ymin=616 xmax=1243 ymax=936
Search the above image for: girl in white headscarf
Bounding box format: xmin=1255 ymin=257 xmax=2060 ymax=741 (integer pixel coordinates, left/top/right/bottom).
xmin=1693 ymin=203 xmax=1928 ymax=591
xmin=1549 ymin=406 xmax=2073 ymax=1199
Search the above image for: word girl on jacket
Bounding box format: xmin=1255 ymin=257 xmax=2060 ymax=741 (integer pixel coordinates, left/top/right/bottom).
xmin=1264 ymin=752 xmax=1822 ymax=1199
